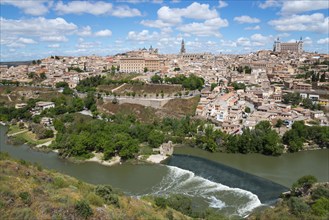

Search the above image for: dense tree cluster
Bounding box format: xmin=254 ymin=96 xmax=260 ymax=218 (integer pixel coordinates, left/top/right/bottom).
xmin=283 ymin=121 xmax=329 ymax=152
xmin=151 ymin=74 xmax=204 ymax=90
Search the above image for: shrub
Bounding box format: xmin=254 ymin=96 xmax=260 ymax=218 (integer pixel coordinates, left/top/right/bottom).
xmin=53 ymin=177 xmax=68 ymax=189
xmin=312 ymin=197 xmax=329 ymax=217
xmin=154 ymin=197 xmax=166 ymax=208
xmin=19 ymin=192 xmax=32 ymax=205
xmin=292 ymin=175 xmax=317 ymax=190
xmin=288 ymin=197 xmax=309 ymax=216
xmin=75 ymin=200 xmax=93 ymax=219
xmin=166 ymin=194 xmax=192 ymax=216
xmin=95 ymin=185 xmax=119 ymax=207
xmin=311 ymin=186 xmax=329 ymax=200
xmin=86 ymin=192 xmax=104 ymax=207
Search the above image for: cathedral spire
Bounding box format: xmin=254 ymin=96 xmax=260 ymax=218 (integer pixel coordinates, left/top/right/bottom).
xmin=180 ymin=39 xmax=186 ymax=54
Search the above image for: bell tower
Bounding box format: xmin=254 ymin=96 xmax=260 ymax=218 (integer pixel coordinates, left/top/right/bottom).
xmin=180 ymin=39 xmax=186 ymax=54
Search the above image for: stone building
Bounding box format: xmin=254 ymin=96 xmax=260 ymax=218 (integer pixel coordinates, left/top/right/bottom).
xmin=273 ymin=38 xmax=303 ymax=53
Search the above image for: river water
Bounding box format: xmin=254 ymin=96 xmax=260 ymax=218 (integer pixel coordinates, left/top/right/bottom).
xmin=1 ymin=125 xmax=328 ymax=217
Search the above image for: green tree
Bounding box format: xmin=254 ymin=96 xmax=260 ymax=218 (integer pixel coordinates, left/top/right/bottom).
xmin=312 ymin=197 xmax=329 ymax=217
xmin=275 ymin=119 xmax=284 ymax=128
xmin=210 ymin=83 xmax=217 ymax=91
xmin=148 ymin=130 xmax=164 ymax=148
xmin=151 ymin=75 xmax=162 ymax=84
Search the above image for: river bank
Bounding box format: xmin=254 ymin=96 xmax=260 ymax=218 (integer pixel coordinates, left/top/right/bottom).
xmin=1 ymin=124 xmax=328 ymax=217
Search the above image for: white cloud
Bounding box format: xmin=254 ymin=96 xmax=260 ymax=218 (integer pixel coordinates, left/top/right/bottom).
xmin=94 ymin=29 xmax=112 ymax=37
xmin=78 ymin=26 xmax=92 ymax=37
xmin=220 ymin=39 xmax=237 ymax=47
xmin=304 ymin=37 xmax=313 ymax=45
xmin=258 ymin=0 xmax=281 ymax=9
xmin=55 ymin=1 xmax=141 ymax=17
xmin=234 ymin=15 xmax=260 ymax=24
xmin=317 ymin=38 xmax=329 ymax=44
xmin=77 ymin=41 xmax=101 ymax=49
xmin=1 ymin=0 xmax=50 ymax=16
xmin=281 ymin=1 xmax=329 ymax=15
xmin=236 ymin=37 xmax=251 ymax=47
xmin=250 ymin=33 xmax=273 ymax=46
xmin=55 ymin=1 xmax=113 ymax=15
xmin=40 ymin=36 xmax=68 ymax=42
xmin=111 ymin=6 xmax=142 ymax=17
xmin=218 ymin=1 xmax=228 ymax=8
xmin=141 ymin=19 xmax=172 ymax=28
xmin=0 ymin=17 xmax=77 ymax=37
xmin=127 ymin=30 xmax=160 ymax=41
xmin=48 ymin=44 xmax=60 ymax=48
xmin=157 ymin=2 xmax=218 ymax=25
xmin=177 ymin=17 xmax=228 ymax=37
xmin=245 ymin=25 xmax=261 ymax=30
xmin=269 ymin=13 xmax=328 ymax=33
xmin=259 ymin=0 xmax=329 ymax=15
xmin=17 ymin=37 xmax=36 ymax=44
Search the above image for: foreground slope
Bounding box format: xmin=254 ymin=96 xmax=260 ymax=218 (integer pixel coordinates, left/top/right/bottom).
xmin=0 ymin=153 xmax=189 ymax=220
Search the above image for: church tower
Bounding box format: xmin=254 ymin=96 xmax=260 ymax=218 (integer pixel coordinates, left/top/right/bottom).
xmin=180 ymin=39 xmax=186 ymax=54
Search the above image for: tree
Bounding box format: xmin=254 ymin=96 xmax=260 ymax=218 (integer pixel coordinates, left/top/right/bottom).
xmin=148 ymin=130 xmax=164 ymax=148
xmin=151 ymin=75 xmax=162 ymax=84
xmin=40 ymin=73 xmax=47 ymax=79
xmin=320 ymin=73 xmax=326 ymax=82
xmin=144 ymin=67 xmax=148 ymax=73
xmin=244 ymin=106 xmax=251 ymax=113
xmin=292 ymin=175 xmax=317 ymax=190
xmin=111 ymin=65 xmax=116 ymax=74
xmin=210 ymin=83 xmax=217 ymax=91
xmin=275 ymin=119 xmax=283 ymax=128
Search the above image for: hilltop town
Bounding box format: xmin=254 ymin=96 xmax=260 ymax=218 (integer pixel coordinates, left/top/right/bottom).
xmin=1 ymin=39 xmax=328 ymax=136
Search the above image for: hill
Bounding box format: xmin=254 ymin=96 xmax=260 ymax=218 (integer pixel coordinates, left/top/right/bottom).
xmin=0 ymin=152 xmax=190 ymax=220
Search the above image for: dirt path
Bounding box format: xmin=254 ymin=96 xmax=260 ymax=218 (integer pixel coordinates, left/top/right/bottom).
xmin=7 ymin=95 xmax=12 ymax=102
xmin=7 ymin=129 xmax=28 ymax=137
xmin=111 ymin=83 xmax=126 ymax=93
xmin=35 ymin=140 xmax=53 ymax=148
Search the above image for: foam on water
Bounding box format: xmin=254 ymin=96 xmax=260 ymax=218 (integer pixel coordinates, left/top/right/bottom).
xmin=148 ymin=165 xmax=262 ymax=216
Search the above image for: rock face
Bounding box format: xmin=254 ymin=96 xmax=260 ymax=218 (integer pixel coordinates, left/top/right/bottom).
xmin=160 ymin=141 xmax=174 ymax=156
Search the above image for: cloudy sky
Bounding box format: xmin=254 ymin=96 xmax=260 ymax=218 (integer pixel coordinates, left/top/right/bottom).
xmin=1 ymin=0 xmax=328 ymax=61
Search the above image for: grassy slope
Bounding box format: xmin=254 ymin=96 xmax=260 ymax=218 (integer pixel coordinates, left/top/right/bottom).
xmin=0 ymin=153 xmax=190 ymax=220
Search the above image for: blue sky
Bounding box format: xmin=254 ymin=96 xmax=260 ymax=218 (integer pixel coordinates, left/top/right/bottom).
xmin=0 ymin=0 xmax=328 ymax=61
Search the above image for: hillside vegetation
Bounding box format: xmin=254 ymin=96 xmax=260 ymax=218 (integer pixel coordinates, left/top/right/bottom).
xmin=250 ymin=175 xmax=329 ymax=220
xmin=0 ymin=152 xmax=190 ymax=220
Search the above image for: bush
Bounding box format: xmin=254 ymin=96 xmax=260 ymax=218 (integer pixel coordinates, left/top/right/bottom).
xmin=75 ymin=200 xmax=93 ymax=219
xmin=53 ymin=177 xmax=68 ymax=189
xmin=95 ymin=185 xmax=119 ymax=207
xmin=312 ymin=186 xmax=329 ymax=200
xmin=166 ymin=194 xmax=192 ymax=216
xmin=288 ymin=197 xmax=309 ymax=216
xmin=19 ymin=191 xmax=32 ymax=205
xmin=292 ymin=175 xmax=317 ymax=190
xmin=154 ymin=197 xmax=166 ymax=208
xmin=312 ymin=197 xmax=329 ymax=217
xmin=86 ymin=192 xmax=104 ymax=207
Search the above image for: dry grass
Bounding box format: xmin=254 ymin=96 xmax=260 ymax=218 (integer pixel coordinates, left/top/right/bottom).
xmin=0 ymin=155 xmax=190 ymax=220
xmin=115 ymin=84 xmax=183 ymax=95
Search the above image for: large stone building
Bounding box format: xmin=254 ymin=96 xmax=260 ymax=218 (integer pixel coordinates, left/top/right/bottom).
xmin=119 ymin=58 xmax=162 ymax=73
xmin=273 ymin=38 xmax=303 ymax=53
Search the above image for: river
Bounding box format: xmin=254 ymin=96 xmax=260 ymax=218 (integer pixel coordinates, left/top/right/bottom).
xmin=1 ymin=125 xmax=328 ymax=217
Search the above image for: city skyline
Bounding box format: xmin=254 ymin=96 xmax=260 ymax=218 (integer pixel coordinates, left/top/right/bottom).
xmin=1 ymin=0 xmax=328 ymax=61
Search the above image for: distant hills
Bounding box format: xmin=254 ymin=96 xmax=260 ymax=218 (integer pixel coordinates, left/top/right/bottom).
xmin=0 ymin=61 xmax=32 ymax=67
